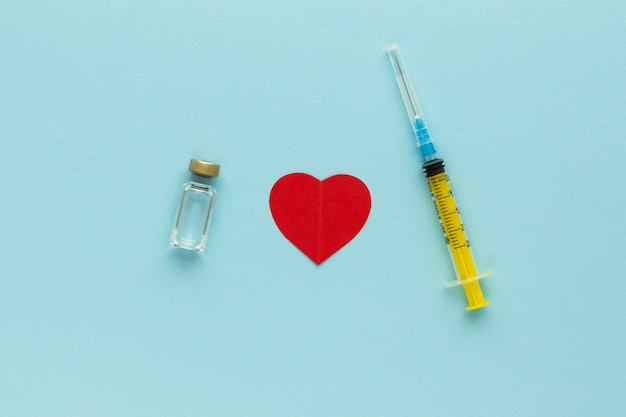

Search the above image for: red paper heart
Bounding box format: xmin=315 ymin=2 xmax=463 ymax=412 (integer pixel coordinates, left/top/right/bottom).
xmin=269 ymin=173 xmax=371 ymax=264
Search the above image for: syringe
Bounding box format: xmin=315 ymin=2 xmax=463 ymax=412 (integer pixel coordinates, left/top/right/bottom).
xmin=387 ymin=44 xmax=491 ymax=310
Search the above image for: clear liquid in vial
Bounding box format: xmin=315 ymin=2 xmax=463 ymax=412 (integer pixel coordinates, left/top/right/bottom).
xmin=170 ymin=181 xmax=216 ymax=251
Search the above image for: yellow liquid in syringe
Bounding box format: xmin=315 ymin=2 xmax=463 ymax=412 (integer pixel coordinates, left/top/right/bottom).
xmin=425 ymin=164 xmax=489 ymax=310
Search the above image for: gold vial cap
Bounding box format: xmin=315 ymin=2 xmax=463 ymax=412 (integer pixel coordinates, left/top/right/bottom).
xmin=189 ymin=159 xmax=220 ymax=178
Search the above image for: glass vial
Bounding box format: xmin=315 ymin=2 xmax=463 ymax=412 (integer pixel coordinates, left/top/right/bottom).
xmin=170 ymin=159 xmax=220 ymax=252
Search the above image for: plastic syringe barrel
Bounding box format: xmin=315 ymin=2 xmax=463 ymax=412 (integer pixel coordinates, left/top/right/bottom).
xmin=423 ymin=158 xmax=489 ymax=310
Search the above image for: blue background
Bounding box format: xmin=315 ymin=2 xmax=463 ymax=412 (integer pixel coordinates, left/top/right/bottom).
xmin=1 ymin=1 xmax=625 ymax=416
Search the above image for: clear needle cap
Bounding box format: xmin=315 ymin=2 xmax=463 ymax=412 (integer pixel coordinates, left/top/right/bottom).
xmin=387 ymin=44 xmax=424 ymax=124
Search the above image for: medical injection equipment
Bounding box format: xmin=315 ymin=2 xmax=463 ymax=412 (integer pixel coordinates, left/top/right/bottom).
xmin=387 ymin=44 xmax=491 ymax=310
